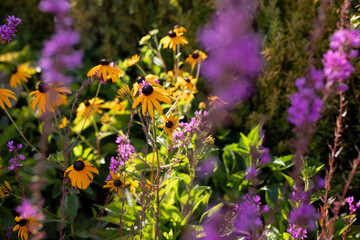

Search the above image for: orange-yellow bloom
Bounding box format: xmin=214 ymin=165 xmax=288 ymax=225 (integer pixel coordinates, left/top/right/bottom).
xmin=65 ymin=158 xmax=99 ymax=190
xmin=10 ymin=63 xmax=35 ymax=88
xmin=185 ymin=50 xmax=207 ymax=69
xmin=87 ymin=59 xmax=124 ymax=83
xmin=0 ymin=88 xmax=17 ymax=109
xmin=160 ymin=30 xmax=188 ymax=51
xmin=103 ymin=171 xmax=130 ymax=197
xmin=158 ymin=113 xmax=179 ymax=137
xmin=126 ymin=54 xmax=140 ymax=67
xmin=13 ymin=216 xmax=42 ymax=240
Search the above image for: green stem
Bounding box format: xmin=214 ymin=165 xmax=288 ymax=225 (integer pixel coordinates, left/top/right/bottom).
xmin=4 ymin=108 xmax=42 ymax=156
xmin=135 ymin=63 xmax=147 ymax=76
xmin=195 ymin=61 xmax=201 ymax=81
xmin=152 ymin=117 xmax=160 ymax=240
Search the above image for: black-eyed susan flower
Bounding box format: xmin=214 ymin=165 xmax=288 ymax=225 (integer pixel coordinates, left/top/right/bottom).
xmin=132 ymin=83 xmax=172 ymax=118
xmin=87 ymin=59 xmax=123 ymax=83
xmin=109 ymin=98 xmax=126 ymax=113
xmin=29 ymin=82 xmax=71 ymax=115
xmin=59 ymin=117 xmax=67 ymax=129
xmin=173 ymin=25 xmax=187 ymax=34
xmin=132 ymin=75 xmax=162 ymax=98
xmin=101 ymin=114 xmax=110 ymax=123
xmin=126 ymin=54 xmax=140 ymax=67
xmin=130 ymin=180 xmax=151 ymax=200
xmin=103 ymin=171 xmax=130 ymax=197
xmin=9 ymin=63 xmax=35 ymax=89
xmin=13 ymin=216 xmax=42 ymax=240
xmin=185 ymin=50 xmax=207 ymax=69
xmin=208 ymin=96 xmax=227 ymax=109
xmin=160 ymin=30 xmax=188 ymax=51
xmin=76 ymin=98 xmax=104 ymax=119
xmin=0 ymin=88 xmax=17 ymax=109
xmin=158 ymin=113 xmax=179 ymax=137
xmin=0 ymin=181 xmax=11 ymax=198
xmin=65 ymin=158 xmax=99 ymax=190
xmin=176 ymin=76 xmax=197 ymax=93
xmin=116 ymin=84 xmax=130 ymax=98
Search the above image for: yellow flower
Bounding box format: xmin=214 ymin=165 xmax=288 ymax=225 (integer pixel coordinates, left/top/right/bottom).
xmin=10 ymin=63 xmax=35 ymax=88
xmin=173 ymin=25 xmax=187 ymax=34
xmin=132 ymin=84 xmax=172 ymax=118
xmin=205 ymin=135 xmax=215 ymax=145
xmin=109 ymin=98 xmax=126 ymax=113
xmin=185 ymin=50 xmax=207 ymax=69
xmin=208 ymin=96 xmax=227 ymax=109
xmin=0 ymin=88 xmax=17 ymax=109
xmin=29 ymin=82 xmax=71 ymax=114
xmin=101 ymin=114 xmax=110 ymax=123
xmin=65 ymin=158 xmax=99 ymax=190
xmin=130 ymin=180 xmax=151 ymax=200
xmin=158 ymin=114 xmax=179 ymax=137
xmin=126 ymin=54 xmax=140 ymax=67
xmin=13 ymin=216 xmax=42 ymax=240
xmin=103 ymin=171 xmax=130 ymax=197
xmin=160 ymin=30 xmax=188 ymax=51
xmin=116 ymin=84 xmax=130 ymax=98
xmin=199 ymin=102 xmax=206 ymax=109
xmin=132 ymin=75 xmax=162 ymax=98
xmin=87 ymin=59 xmax=124 ymax=83
xmin=166 ymin=69 xmax=185 ymax=82
xmin=76 ymin=98 xmax=104 ymax=119
xmin=59 ymin=117 xmax=67 ymax=129
xmin=0 ymin=181 xmax=11 ymax=198
xmin=176 ymin=76 xmax=197 ymax=92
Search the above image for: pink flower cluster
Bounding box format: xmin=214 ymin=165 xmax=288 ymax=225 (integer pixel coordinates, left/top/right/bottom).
xmin=7 ymin=140 xmax=25 ymax=171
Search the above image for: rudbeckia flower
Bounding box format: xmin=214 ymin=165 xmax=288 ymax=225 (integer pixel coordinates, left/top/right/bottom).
xmin=0 ymin=88 xmax=17 ymax=109
xmin=208 ymin=96 xmax=227 ymax=109
xmin=13 ymin=216 xmax=42 ymax=240
xmin=160 ymin=30 xmax=188 ymax=51
xmin=173 ymin=25 xmax=187 ymax=34
xmin=76 ymin=98 xmax=104 ymax=119
xmin=126 ymin=54 xmax=140 ymax=67
xmin=65 ymin=158 xmax=99 ymax=190
xmin=132 ymin=75 xmax=162 ymax=98
xmin=0 ymin=180 xmax=11 ymax=198
xmin=109 ymin=98 xmax=126 ymax=113
xmin=130 ymin=179 xmax=151 ymax=200
xmin=29 ymin=82 xmax=71 ymax=114
xmin=101 ymin=114 xmax=110 ymax=123
xmin=9 ymin=63 xmax=35 ymax=88
xmin=132 ymin=83 xmax=172 ymax=118
xmin=87 ymin=59 xmax=123 ymax=83
xmin=176 ymin=76 xmax=197 ymax=92
xmin=158 ymin=113 xmax=179 ymax=137
xmin=59 ymin=117 xmax=67 ymax=129
xmin=185 ymin=50 xmax=207 ymax=69
xmin=103 ymin=171 xmax=130 ymax=197
xmin=116 ymin=84 xmax=130 ymax=98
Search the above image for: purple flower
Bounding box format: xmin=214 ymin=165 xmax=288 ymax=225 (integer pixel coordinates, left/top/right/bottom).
xmin=289 ymin=204 xmax=318 ymax=231
xmin=38 ymin=0 xmax=82 ymax=84
xmin=7 ymin=141 xmax=25 ymax=170
xmin=287 ymin=78 xmax=323 ymax=127
xmin=287 ymin=224 xmax=308 ymax=240
xmin=16 ymin=199 xmax=38 ymax=218
xmin=107 ymin=134 xmax=136 ymax=180
xmin=0 ymin=15 xmax=21 ymax=42
xmin=329 ymin=29 xmax=360 ymax=50
xmin=322 ymin=50 xmax=354 ymax=86
xmin=199 ymin=0 xmax=262 ymax=106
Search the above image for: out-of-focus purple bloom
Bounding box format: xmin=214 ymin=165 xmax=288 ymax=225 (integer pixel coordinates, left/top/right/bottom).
xmin=199 ymin=0 xmax=262 ymax=105
xmin=329 ymin=29 xmax=360 ymax=50
xmin=289 ymin=204 xmax=318 ymax=231
xmin=7 ymin=140 xmax=25 ymax=170
xmin=196 ymin=156 xmax=218 ymax=179
xmin=16 ymin=199 xmax=38 ymax=218
xmin=259 ymin=146 xmax=272 ymax=164
xmin=107 ymin=134 xmax=136 ymax=180
xmin=0 ymin=15 xmax=21 ymax=42
xmin=38 ymin=0 xmax=82 ymax=84
xmin=287 ymin=78 xmax=323 ymax=127
xmin=287 ymin=224 xmax=308 ymax=240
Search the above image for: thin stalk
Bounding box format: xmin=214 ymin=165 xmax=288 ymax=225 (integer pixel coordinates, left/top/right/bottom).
xmin=135 ymin=63 xmax=147 ymax=76
xmin=195 ymin=61 xmax=202 ymax=81
xmin=53 ymin=112 xmax=64 ymax=147
xmin=68 ymin=82 xmax=102 ymax=155
xmin=4 ymin=108 xmax=42 ymax=156
xmin=152 ymin=117 xmax=160 ymax=240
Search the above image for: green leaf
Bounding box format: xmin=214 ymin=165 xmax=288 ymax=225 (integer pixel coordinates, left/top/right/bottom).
xmin=199 ymin=203 xmax=223 ymax=223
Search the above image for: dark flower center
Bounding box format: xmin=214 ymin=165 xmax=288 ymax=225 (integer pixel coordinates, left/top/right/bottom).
xmin=137 ymin=76 xmax=146 ymax=84
xmin=168 ymin=30 xmax=176 ymax=38
xmin=114 ymin=179 xmax=122 ymax=186
xmin=184 ymin=77 xmax=191 ymax=83
xmin=38 ymin=82 xmax=50 ymax=93
xmin=12 ymin=68 xmax=18 ymax=74
xmin=18 ymin=219 xmax=27 ymax=227
xmin=192 ymin=52 xmax=199 ymax=59
xmin=74 ymin=161 xmax=85 ymax=171
xmin=100 ymin=59 xmax=109 ymax=65
xmin=165 ymin=121 xmax=174 ymax=128
xmin=84 ymin=99 xmax=90 ymax=107
xmin=142 ymin=85 xmax=153 ymax=96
